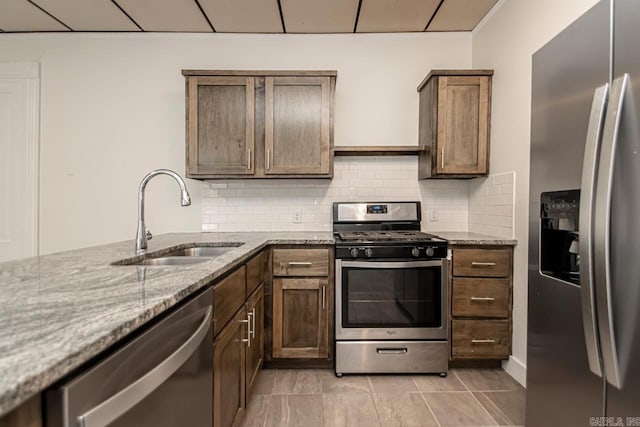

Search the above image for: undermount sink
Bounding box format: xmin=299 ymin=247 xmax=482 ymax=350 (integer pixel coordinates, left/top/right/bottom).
xmin=112 ymin=242 xmax=244 ymax=266
xmin=135 ymin=256 xmax=213 ymax=266
xmin=163 ymin=246 xmax=237 ymax=257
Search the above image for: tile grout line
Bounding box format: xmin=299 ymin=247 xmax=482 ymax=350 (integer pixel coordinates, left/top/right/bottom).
xmin=365 ymin=375 xmax=386 ymax=426
xmin=368 ymin=388 xmax=385 ymax=427
xmin=451 ymin=370 xmax=501 ymax=426
xmin=320 ymin=393 xmax=326 ymax=427
xmin=418 ymin=390 xmax=443 ymax=427
xmin=475 ymin=391 xmax=517 ymax=426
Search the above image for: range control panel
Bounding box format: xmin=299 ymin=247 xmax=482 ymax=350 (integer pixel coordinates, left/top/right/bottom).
xmin=335 ymin=245 xmax=447 ymax=260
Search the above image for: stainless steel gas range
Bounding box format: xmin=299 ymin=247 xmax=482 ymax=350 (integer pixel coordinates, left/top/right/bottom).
xmin=333 ymin=201 xmax=449 ymax=377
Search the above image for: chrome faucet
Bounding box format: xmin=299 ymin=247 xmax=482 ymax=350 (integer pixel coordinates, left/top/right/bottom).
xmin=136 ymin=169 xmax=191 ymax=254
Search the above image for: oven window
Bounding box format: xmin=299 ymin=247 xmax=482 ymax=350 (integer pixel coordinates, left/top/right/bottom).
xmin=341 ymin=265 xmax=441 ymax=328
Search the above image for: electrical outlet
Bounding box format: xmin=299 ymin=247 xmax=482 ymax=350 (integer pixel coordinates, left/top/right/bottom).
xmin=429 ymin=208 xmax=439 ymax=222
xmin=293 ymin=210 xmax=302 ymax=223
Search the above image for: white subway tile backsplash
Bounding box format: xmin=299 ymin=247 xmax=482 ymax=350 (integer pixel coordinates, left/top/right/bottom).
xmin=201 ymin=157 xmax=515 ymax=238
xmin=468 ymin=171 xmax=515 ymax=239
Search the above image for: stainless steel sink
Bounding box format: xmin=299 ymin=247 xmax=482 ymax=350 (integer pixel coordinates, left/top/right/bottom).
xmin=164 ymin=246 xmax=237 ymax=257
xmin=135 ymin=256 xmax=213 ymax=266
xmin=112 ymin=242 xmax=244 ymax=266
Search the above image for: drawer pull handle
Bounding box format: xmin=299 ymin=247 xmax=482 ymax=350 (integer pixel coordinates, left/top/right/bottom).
xmin=376 ymin=348 xmax=408 ymax=354
xmin=471 ymin=339 xmax=496 ymax=344
xmin=471 ymin=262 xmax=497 ymax=267
xmin=288 ymin=261 xmax=313 ymax=266
xmin=470 ymin=296 xmax=496 ymax=301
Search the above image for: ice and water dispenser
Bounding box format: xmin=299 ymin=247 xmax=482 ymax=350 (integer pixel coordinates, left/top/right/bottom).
xmin=540 ymin=190 xmax=580 ymax=284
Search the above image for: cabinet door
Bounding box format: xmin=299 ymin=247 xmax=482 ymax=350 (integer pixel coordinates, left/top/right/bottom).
xmin=245 ymin=285 xmax=264 ymax=397
xmin=436 ymin=76 xmax=490 ymax=175
xmin=213 ymin=308 xmax=247 ymax=427
xmin=264 ymin=76 xmax=331 ymax=175
xmin=272 ymin=278 xmax=329 ymax=359
xmin=187 ymin=76 xmax=255 ymax=176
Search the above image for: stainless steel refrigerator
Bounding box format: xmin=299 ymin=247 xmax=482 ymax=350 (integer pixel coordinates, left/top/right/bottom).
xmin=527 ymin=0 xmax=640 ymax=425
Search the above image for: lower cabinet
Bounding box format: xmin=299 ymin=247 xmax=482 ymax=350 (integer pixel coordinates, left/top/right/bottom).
xmin=213 ymin=307 xmax=247 ymax=427
xmin=449 ymin=245 xmax=514 ymax=362
xmin=213 ymin=251 xmax=265 ymax=427
xmin=245 ymin=285 xmax=264 ymax=397
xmin=272 ymin=278 xmax=329 ymax=359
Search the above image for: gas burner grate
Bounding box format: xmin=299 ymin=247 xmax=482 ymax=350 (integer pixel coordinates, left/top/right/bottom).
xmin=337 ymin=231 xmax=438 ymax=242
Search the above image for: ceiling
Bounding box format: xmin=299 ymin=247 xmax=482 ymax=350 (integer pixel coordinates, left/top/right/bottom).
xmin=0 ymin=0 xmax=499 ymax=34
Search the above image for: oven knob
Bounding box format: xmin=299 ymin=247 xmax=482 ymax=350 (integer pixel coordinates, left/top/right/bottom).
xmin=411 ymin=247 xmax=421 ymax=257
xmin=425 ymin=247 xmax=435 ymax=257
xmin=350 ymin=248 xmax=359 ymax=258
xmin=364 ymin=248 xmax=373 ymax=258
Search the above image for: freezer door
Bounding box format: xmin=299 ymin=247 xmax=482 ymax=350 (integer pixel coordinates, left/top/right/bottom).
xmin=604 ymin=0 xmax=640 ymax=418
xmin=527 ymin=0 xmax=610 ymax=425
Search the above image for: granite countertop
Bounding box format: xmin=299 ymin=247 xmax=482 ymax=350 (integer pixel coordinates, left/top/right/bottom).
xmin=0 ymin=232 xmax=333 ymax=417
xmin=433 ymin=231 xmax=517 ymax=246
xmin=0 ymin=229 xmax=514 ymax=416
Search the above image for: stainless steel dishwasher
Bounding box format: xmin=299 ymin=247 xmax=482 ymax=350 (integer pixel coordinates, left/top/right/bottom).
xmin=45 ymin=287 xmax=213 ymax=427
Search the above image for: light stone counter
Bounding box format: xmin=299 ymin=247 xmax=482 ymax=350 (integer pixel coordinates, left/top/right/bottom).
xmin=433 ymin=231 xmax=517 ymax=246
xmin=0 ymin=232 xmax=333 ymax=417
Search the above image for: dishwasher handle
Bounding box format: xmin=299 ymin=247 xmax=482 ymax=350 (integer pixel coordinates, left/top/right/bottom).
xmin=77 ymin=306 xmax=213 ymax=427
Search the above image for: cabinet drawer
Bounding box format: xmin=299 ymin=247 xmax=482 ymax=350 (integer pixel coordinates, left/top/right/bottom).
xmin=452 ymin=278 xmax=510 ymax=318
xmin=213 ymin=266 xmax=246 ymax=336
xmin=452 ymin=248 xmax=511 ymax=277
xmin=273 ymin=248 xmax=329 ymax=277
xmin=452 ymin=319 xmax=509 ymax=359
xmin=247 ymin=251 xmax=265 ymax=296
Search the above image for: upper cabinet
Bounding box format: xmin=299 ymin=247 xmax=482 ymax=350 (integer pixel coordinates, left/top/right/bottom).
xmin=417 ymin=70 xmax=493 ymax=179
xmin=183 ymin=70 xmax=336 ymax=179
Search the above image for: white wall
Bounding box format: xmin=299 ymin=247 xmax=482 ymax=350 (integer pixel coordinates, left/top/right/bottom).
xmin=0 ymin=32 xmax=471 ymax=254
xmin=472 ymin=0 xmax=599 ymax=385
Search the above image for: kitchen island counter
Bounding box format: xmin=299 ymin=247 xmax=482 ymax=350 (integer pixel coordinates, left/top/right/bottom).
xmin=0 ymin=232 xmax=333 ymax=417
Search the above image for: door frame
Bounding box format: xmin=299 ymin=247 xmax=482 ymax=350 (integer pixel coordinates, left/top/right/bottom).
xmin=0 ymin=62 xmax=40 ymax=258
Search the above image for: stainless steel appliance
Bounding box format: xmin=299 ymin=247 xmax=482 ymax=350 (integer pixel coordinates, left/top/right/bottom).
xmin=45 ymin=288 xmax=213 ymax=427
xmin=333 ymin=201 xmax=449 ymax=376
xmin=528 ymin=0 xmax=640 ymax=424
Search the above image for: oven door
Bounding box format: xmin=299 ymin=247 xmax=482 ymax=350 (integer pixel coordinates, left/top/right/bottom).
xmin=336 ymin=259 xmax=448 ymax=340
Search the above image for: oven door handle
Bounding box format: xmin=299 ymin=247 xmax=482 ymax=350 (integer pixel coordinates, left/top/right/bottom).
xmin=339 ymin=260 xmax=443 ymax=269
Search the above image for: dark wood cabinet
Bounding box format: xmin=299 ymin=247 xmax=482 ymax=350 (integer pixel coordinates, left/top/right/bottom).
xmin=213 ymin=307 xmax=247 ymax=427
xmin=269 ymin=246 xmax=333 ymax=364
xmin=272 ymin=277 xmax=329 ymax=359
xmin=245 ymin=285 xmax=264 ymax=397
xmin=186 ymin=76 xmax=255 ymax=176
xmin=212 ymin=250 xmax=265 ymax=427
xmin=418 ymin=70 xmax=493 ymax=179
xmin=265 ymin=76 xmax=331 ymax=175
xmin=449 ymin=245 xmax=513 ymax=361
xmin=183 ymin=70 xmax=336 ymax=179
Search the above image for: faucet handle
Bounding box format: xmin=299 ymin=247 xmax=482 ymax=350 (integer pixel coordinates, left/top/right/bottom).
xmin=145 ymin=228 xmax=153 ymax=241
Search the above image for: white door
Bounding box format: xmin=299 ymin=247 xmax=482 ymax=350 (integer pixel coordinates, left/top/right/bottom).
xmin=0 ymin=63 xmax=39 ymax=262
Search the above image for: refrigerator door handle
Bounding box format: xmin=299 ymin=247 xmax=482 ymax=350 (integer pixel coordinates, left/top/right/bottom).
xmin=579 ymin=83 xmax=609 ymax=378
xmin=594 ymin=73 xmax=630 ymax=390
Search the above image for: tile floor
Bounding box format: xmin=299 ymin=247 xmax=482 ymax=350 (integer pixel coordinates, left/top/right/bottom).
xmin=240 ymin=368 xmax=525 ymax=427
